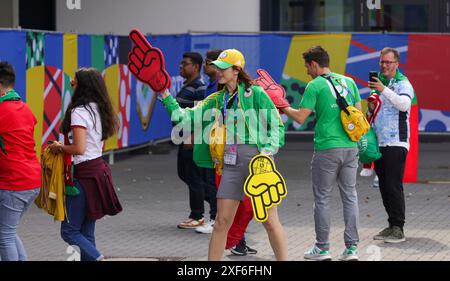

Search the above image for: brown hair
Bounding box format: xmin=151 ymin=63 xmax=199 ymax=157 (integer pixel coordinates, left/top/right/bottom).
xmin=302 ymin=46 xmax=330 ymax=67
xmin=380 ymin=47 xmax=400 ymax=62
xmin=0 ymin=61 xmax=16 ymax=87
xmin=218 ymin=66 xmax=253 ymax=91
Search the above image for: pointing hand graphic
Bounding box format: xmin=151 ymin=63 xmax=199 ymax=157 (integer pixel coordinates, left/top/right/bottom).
xmin=253 ymin=69 xmax=290 ymax=111
xmin=244 ymin=154 xmax=287 ymax=222
xmin=128 ymin=29 xmax=171 ymax=93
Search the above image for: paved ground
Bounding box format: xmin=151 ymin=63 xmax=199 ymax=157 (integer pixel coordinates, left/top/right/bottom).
xmin=18 ymin=141 xmax=450 ymax=261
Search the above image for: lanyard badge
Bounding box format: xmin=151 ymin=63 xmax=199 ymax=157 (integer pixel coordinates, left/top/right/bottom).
xmin=223 ymin=91 xmax=238 ymax=166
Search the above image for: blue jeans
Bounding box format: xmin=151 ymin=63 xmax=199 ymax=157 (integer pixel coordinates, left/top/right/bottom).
xmin=60 ymin=180 xmax=103 ymax=261
xmin=0 ymin=188 xmax=39 ymax=261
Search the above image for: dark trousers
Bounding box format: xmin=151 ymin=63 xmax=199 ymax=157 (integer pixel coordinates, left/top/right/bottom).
xmin=200 ymin=167 xmax=217 ymax=221
xmin=374 ymin=146 xmax=408 ymax=230
xmin=177 ymin=146 xmax=205 ymax=220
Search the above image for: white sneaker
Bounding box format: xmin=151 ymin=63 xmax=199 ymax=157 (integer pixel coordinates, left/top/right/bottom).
xmin=360 ymin=168 xmax=373 ymax=177
xmin=373 ymin=175 xmax=379 ymax=188
xmin=304 ymin=245 xmax=332 ymax=261
xmin=195 ymin=220 xmax=215 ymax=234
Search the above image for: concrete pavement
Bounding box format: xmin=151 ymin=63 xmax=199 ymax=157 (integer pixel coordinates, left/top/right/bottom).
xmin=18 ymin=141 xmax=450 ymax=261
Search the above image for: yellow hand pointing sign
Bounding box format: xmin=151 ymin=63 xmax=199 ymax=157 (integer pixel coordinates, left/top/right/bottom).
xmin=244 ymin=154 xmax=287 ymax=223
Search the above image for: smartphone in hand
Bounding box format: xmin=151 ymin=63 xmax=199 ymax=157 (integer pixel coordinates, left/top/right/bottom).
xmin=369 ymin=71 xmax=378 ymax=82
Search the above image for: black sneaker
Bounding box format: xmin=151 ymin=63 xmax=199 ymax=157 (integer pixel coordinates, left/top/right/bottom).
xmin=240 ymin=239 xmax=257 ymax=255
xmin=245 ymin=245 xmax=258 ymax=255
xmin=230 ymin=242 xmax=247 ymax=256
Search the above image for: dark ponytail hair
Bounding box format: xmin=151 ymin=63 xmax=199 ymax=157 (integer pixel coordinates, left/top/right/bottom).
xmin=61 ymin=68 xmax=119 ymax=140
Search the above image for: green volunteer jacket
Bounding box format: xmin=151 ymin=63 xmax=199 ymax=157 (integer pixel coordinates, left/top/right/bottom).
xmin=162 ymin=82 xmax=285 ymax=168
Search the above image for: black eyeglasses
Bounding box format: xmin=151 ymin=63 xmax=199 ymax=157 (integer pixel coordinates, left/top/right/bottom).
xmin=379 ymin=60 xmax=398 ymax=65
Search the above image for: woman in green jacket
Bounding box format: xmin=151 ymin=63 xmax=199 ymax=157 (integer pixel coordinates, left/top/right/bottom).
xmin=160 ymin=49 xmax=287 ymax=261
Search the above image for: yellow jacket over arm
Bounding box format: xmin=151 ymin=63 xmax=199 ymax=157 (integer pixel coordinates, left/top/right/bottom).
xmin=35 ymin=147 xmax=65 ymax=221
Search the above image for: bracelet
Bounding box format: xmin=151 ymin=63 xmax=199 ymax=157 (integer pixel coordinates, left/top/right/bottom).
xmin=59 ymin=146 xmax=64 ymax=153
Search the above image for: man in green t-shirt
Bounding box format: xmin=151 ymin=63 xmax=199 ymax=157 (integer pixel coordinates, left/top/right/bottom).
xmin=282 ymin=46 xmax=361 ymax=261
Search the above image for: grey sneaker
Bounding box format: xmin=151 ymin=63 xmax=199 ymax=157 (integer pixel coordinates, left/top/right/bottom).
xmin=304 ymin=245 xmax=332 ymax=261
xmin=384 ymin=226 xmax=406 ymax=243
xmin=339 ymin=245 xmax=359 ymax=261
xmin=373 ymin=227 xmax=393 ymax=240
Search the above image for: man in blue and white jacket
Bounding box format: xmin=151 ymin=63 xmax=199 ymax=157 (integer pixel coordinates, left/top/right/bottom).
xmin=368 ymin=47 xmax=415 ymax=244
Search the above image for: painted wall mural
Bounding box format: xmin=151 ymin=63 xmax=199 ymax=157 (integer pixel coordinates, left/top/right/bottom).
xmin=0 ymin=30 xmax=449 ymax=155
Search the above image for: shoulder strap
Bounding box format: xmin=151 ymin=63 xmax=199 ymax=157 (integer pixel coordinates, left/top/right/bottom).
xmin=321 ymin=74 xmax=350 ymax=115
xmin=335 ymin=78 xmax=355 ymax=104
xmin=321 ymin=74 xmax=341 ymax=96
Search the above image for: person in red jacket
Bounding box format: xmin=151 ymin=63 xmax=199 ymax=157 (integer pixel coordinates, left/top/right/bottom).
xmin=0 ymin=61 xmax=41 ymax=261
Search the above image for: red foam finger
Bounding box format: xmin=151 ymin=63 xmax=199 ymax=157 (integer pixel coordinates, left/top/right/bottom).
xmin=133 ymin=46 xmax=145 ymax=61
xmin=128 ymin=28 xmax=172 ymax=93
xmin=143 ymin=49 xmax=159 ymax=67
xmin=276 ymin=98 xmax=290 ymax=108
xmin=129 ymin=53 xmax=143 ymax=69
xmin=254 ymin=76 xmax=270 ymax=88
xmin=129 ymin=29 xmax=151 ymax=53
xmin=150 ymin=72 xmax=171 ymax=93
xmin=128 ymin=62 xmax=139 ymax=76
xmin=256 ymin=69 xmax=276 ymax=83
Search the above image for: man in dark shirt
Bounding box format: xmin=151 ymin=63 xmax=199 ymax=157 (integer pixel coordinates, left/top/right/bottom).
xmin=176 ymin=52 xmax=208 ymax=229
xmin=175 ymin=52 xmax=206 ymax=107
xmin=203 ymin=49 xmax=222 ymax=97
xmin=192 ymin=50 xmax=222 ymax=234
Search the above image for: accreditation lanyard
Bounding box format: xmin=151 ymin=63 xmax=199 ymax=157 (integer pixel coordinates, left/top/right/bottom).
xmin=223 ymin=90 xmax=238 ymax=121
xmin=223 ymin=90 xmax=239 ymax=166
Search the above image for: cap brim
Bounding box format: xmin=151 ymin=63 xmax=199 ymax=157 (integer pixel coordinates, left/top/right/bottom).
xmin=211 ymin=60 xmax=233 ymax=69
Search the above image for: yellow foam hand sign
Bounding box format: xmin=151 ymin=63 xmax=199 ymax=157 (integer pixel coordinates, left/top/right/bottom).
xmin=244 ymin=154 xmax=287 ymax=223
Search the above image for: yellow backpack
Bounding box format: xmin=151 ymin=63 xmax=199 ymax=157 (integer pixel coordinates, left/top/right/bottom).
xmin=323 ymin=75 xmax=369 ymax=142
xmin=340 ymin=106 xmax=370 ymax=142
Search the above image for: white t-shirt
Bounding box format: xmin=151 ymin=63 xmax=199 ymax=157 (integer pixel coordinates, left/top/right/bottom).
xmin=70 ymin=103 xmax=103 ymax=165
